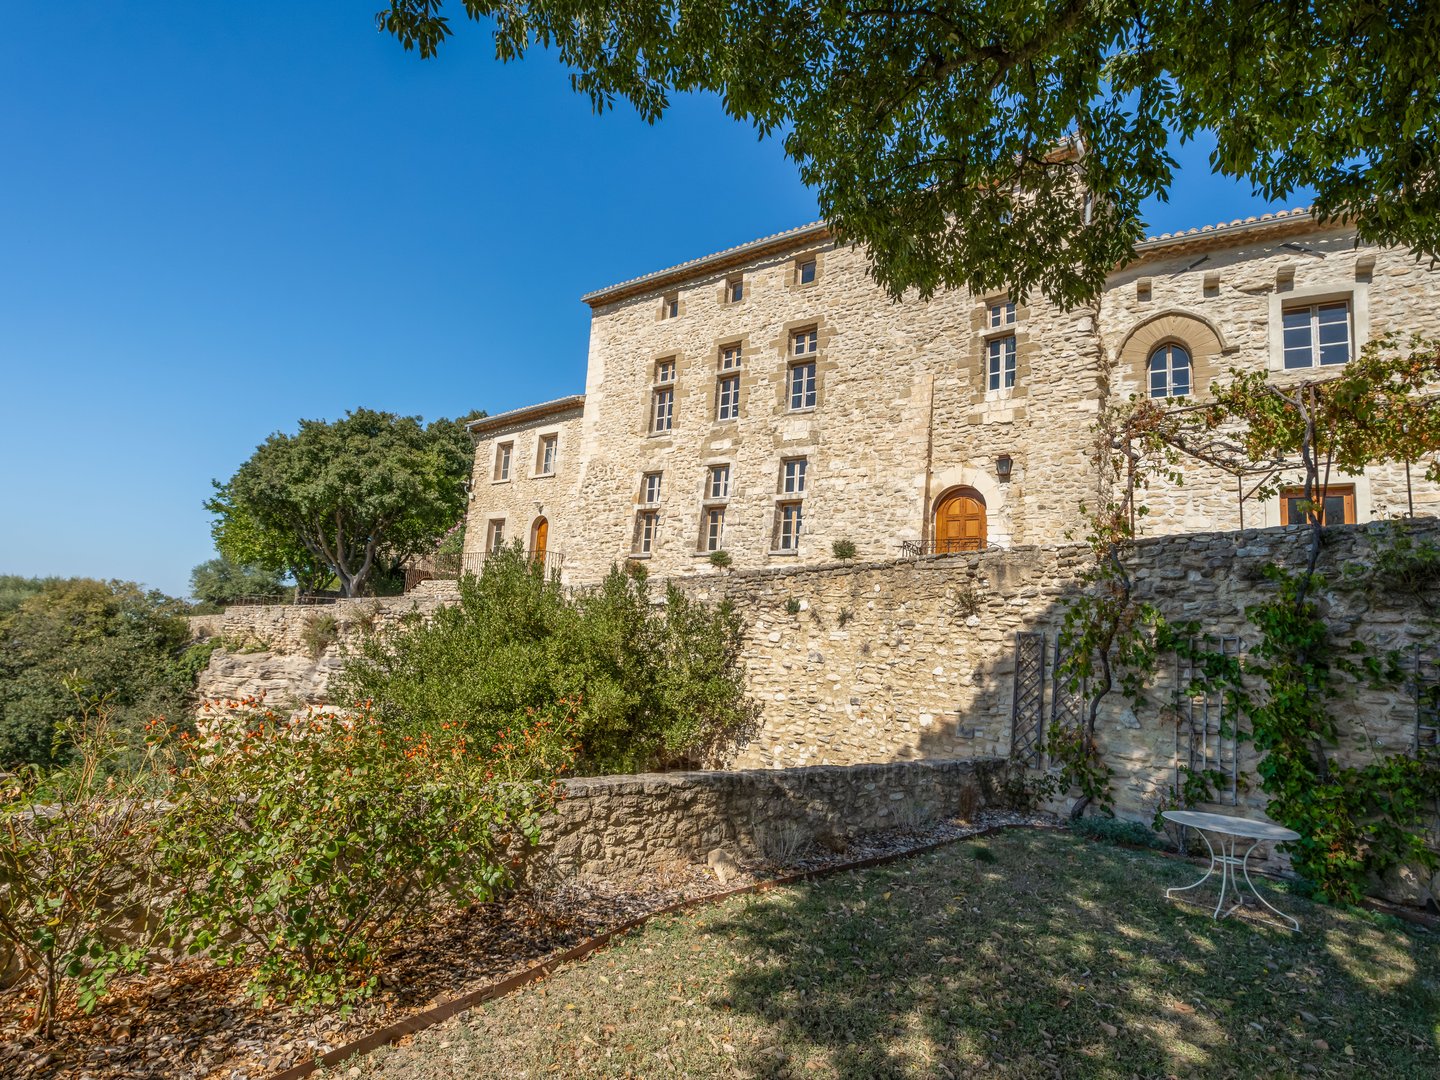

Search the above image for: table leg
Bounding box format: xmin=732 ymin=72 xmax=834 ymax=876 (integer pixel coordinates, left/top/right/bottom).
xmin=1166 ymin=827 xmax=1219 ymax=902
xmin=1239 ymin=838 xmax=1300 ymax=933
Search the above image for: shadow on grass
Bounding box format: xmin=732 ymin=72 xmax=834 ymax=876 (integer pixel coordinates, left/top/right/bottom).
xmin=706 ymin=830 xmax=1439 ymax=1078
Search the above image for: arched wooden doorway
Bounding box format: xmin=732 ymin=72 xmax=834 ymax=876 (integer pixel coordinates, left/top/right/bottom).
xmin=933 ymin=488 xmax=987 ymax=553
xmin=530 ymin=517 xmax=549 ymax=561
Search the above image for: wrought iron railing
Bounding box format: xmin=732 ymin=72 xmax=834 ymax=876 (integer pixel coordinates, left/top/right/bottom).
xmin=900 ymin=538 xmax=988 ymax=558
xmin=226 ymin=592 xmax=339 ymax=607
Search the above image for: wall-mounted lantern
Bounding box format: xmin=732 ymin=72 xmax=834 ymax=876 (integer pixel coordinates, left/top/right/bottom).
xmin=996 ymin=454 xmax=1014 ymax=481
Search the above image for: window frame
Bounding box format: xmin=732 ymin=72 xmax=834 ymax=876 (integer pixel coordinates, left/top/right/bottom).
xmin=1147 ymin=341 xmax=1193 ymax=399
xmin=701 ymin=506 xmax=726 ymax=553
xmin=651 ymin=386 xmax=674 ymax=433
xmin=775 ymin=501 xmax=803 ymax=553
xmin=726 ymin=276 xmax=744 ymax=304
xmin=1279 ymin=484 xmax=1356 ymax=527
xmin=986 ymin=333 xmax=1018 ymax=393
xmin=788 ymin=360 xmax=818 ymax=411
xmin=1281 ymin=300 xmax=1353 ymax=370
xmin=987 ymin=300 xmax=1016 ymax=330
xmin=781 ymin=457 xmax=808 ymax=496
xmin=716 ymin=373 xmax=741 ymax=421
xmin=633 ymin=509 xmax=659 ymax=556
xmin=706 ymin=463 xmax=731 ymax=502
xmin=641 ymin=471 xmax=662 ymax=506
xmin=537 ymin=434 xmax=558 ymax=476
xmin=662 ymin=292 xmax=679 ymax=320
xmin=493 ymin=441 xmax=512 ymax=483
xmin=797 ymin=258 xmax=817 ymax=285
xmin=485 ymin=518 xmax=506 ymax=555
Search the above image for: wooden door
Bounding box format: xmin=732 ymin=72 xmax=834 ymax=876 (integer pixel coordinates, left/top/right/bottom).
xmin=531 ymin=517 xmax=549 ymax=560
xmin=934 ymin=489 xmax=987 ymax=553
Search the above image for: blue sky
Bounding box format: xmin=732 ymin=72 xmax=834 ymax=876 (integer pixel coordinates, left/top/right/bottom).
xmin=0 ymin=3 xmax=1310 ymax=598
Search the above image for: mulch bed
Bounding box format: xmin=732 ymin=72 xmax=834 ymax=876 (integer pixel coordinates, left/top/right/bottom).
xmin=0 ymin=810 xmax=1050 ymax=1080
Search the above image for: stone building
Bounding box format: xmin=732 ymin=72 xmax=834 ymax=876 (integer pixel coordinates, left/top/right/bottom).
xmin=464 ymin=209 xmax=1440 ymax=586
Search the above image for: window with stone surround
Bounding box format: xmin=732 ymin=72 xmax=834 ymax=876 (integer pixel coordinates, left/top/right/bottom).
xmin=651 ymin=358 xmax=676 ymax=433
xmin=789 ymin=329 xmax=819 ymax=411
xmin=633 ymin=510 xmax=659 ymax=555
xmin=797 ymin=258 xmax=817 ymax=285
xmin=662 ymin=292 xmax=679 ymax=319
xmin=775 ymin=501 xmax=803 ymax=552
xmin=537 ymin=435 xmax=557 ymax=476
xmin=1148 ymin=343 xmax=1191 ymax=399
xmin=986 ymin=334 xmax=1017 ymax=392
xmin=1282 ymin=301 xmax=1352 ymax=369
xmin=781 ymin=457 xmax=807 ymax=495
xmin=988 ymin=300 xmax=1016 ymax=329
xmin=707 ymin=464 xmax=731 ymax=501
xmin=641 ymin=471 xmax=662 ymax=505
xmin=716 ymin=344 xmax=743 ymax=421
xmin=726 ymin=276 xmax=744 ymax=303
xmin=486 ymin=518 xmax=506 ymax=554
xmin=701 ymin=507 xmax=726 ymax=552
xmin=493 ymin=442 xmax=512 ymax=482
xmin=1280 ymin=484 xmax=1355 ymax=526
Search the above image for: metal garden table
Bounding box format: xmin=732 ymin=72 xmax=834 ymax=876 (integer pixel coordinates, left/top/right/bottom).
xmin=1160 ymin=810 xmax=1302 ymax=932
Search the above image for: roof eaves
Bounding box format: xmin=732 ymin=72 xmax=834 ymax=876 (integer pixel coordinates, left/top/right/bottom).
xmin=465 ymin=395 xmax=586 ymax=437
xmin=581 ymin=220 xmax=830 ymax=307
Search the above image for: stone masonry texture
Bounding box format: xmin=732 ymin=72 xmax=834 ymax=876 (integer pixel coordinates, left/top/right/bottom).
xmin=464 ymin=212 xmax=1440 ymax=590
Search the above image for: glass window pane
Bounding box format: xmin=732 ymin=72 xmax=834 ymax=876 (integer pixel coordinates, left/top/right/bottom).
xmin=1319 ymin=342 xmax=1349 ymax=365
xmin=1282 ymin=309 xmax=1311 ymax=331
xmin=1283 ymin=346 xmax=1312 ymax=369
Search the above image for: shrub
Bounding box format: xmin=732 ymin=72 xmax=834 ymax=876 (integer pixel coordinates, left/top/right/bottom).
xmin=335 ymin=547 xmax=760 ymax=775
xmin=1071 ymin=815 xmax=1165 ymax=850
xmin=708 ymin=549 xmax=732 ymax=570
xmin=831 ymin=539 xmax=858 ymax=560
xmin=0 ymin=697 xmax=168 ymax=1033
xmin=158 ymin=698 xmax=570 ymax=1008
xmin=784 ymin=597 xmax=802 ymax=616
xmin=301 ymin=612 xmax=339 ymax=658
xmin=980 ymin=762 xmax=1059 ymax=811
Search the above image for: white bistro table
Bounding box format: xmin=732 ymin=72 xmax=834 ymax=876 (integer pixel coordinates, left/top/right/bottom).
xmin=1160 ymin=810 xmax=1302 ymax=932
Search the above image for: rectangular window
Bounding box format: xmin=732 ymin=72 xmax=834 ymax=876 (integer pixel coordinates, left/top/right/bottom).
xmin=494 ymin=442 xmax=512 ymax=482
xmin=988 ymin=300 xmax=1016 ymax=329
xmin=1282 ymin=302 xmax=1352 ymax=368
xmin=727 ymin=277 xmax=744 ymax=303
xmin=789 ymin=362 xmax=817 ymax=410
xmin=777 ymin=502 xmax=803 ymax=551
xmin=1280 ymin=484 xmax=1355 ymax=526
xmin=987 ymin=335 xmax=1017 ymax=391
xmin=642 ymin=471 xmax=662 ymax=505
xmin=716 ymin=374 xmax=741 ymax=420
xmin=719 ymin=343 xmax=742 ymax=371
xmin=798 ymin=259 xmax=817 ymax=285
xmin=707 ymin=464 xmax=731 ymax=501
xmin=634 ymin=510 xmax=659 ymax=555
xmin=652 ymin=387 xmax=674 ymax=433
xmin=792 ymin=327 xmax=818 ymax=357
xmin=782 ymin=457 xmax=807 ymax=495
xmin=655 ymin=358 xmax=676 ymax=384
xmin=703 ymin=507 xmax=725 ymax=552
xmin=538 ymin=435 xmax=557 ymax=476
xmin=486 ymin=518 xmax=506 ymax=554
xmin=663 ymin=293 xmax=678 ymax=319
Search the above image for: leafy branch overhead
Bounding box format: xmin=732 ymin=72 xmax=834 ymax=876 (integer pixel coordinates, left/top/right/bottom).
xmin=380 ymin=1 xmax=1440 ymax=307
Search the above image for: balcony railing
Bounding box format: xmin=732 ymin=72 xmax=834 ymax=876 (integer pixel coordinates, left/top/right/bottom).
xmin=900 ymin=538 xmax=989 ymax=558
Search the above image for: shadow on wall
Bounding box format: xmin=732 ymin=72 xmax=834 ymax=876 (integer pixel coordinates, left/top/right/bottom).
xmin=689 ymin=519 xmax=1440 ymax=890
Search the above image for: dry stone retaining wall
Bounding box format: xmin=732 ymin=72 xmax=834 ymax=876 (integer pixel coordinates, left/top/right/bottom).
xmin=533 ymin=758 xmax=995 ymax=881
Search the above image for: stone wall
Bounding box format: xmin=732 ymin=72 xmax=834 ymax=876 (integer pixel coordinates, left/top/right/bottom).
xmin=478 ymin=212 xmax=1440 ymax=591
xmin=189 ymin=589 xmax=456 ymax=706
xmin=677 ymin=518 xmax=1439 ymax=899
xmin=533 ymin=758 xmax=995 ymax=881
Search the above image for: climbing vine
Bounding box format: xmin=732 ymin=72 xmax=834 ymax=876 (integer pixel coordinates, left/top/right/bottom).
xmin=1054 ymin=333 xmax=1440 ymax=902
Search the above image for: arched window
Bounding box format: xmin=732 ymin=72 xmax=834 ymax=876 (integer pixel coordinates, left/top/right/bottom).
xmin=1148 ymin=343 xmax=1191 ymax=399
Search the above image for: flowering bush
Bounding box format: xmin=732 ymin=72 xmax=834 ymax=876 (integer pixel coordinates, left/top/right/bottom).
xmin=0 ymin=697 xmax=169 ymax=1033
xmin=158 ymin=696 xmax=573 ymax=1008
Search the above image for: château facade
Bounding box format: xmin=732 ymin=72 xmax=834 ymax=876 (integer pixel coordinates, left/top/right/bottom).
xmin=464 ymin=209 xmax=1440 ymax=587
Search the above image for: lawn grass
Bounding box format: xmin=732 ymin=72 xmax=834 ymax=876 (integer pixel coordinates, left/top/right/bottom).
xmin=346 ymin=829 xmax=1439 ymax=1078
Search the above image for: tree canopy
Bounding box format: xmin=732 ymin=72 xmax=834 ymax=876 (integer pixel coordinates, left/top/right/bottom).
xmin=188 ymin=556 xmax=289 ymax=608
xmin=208 ymin=409 xmax=477 ymax=598
xmin=0 ymin=578 xmax=200 ymax=768
xmin=379 ymin=1 xmax=1440 ymax=308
